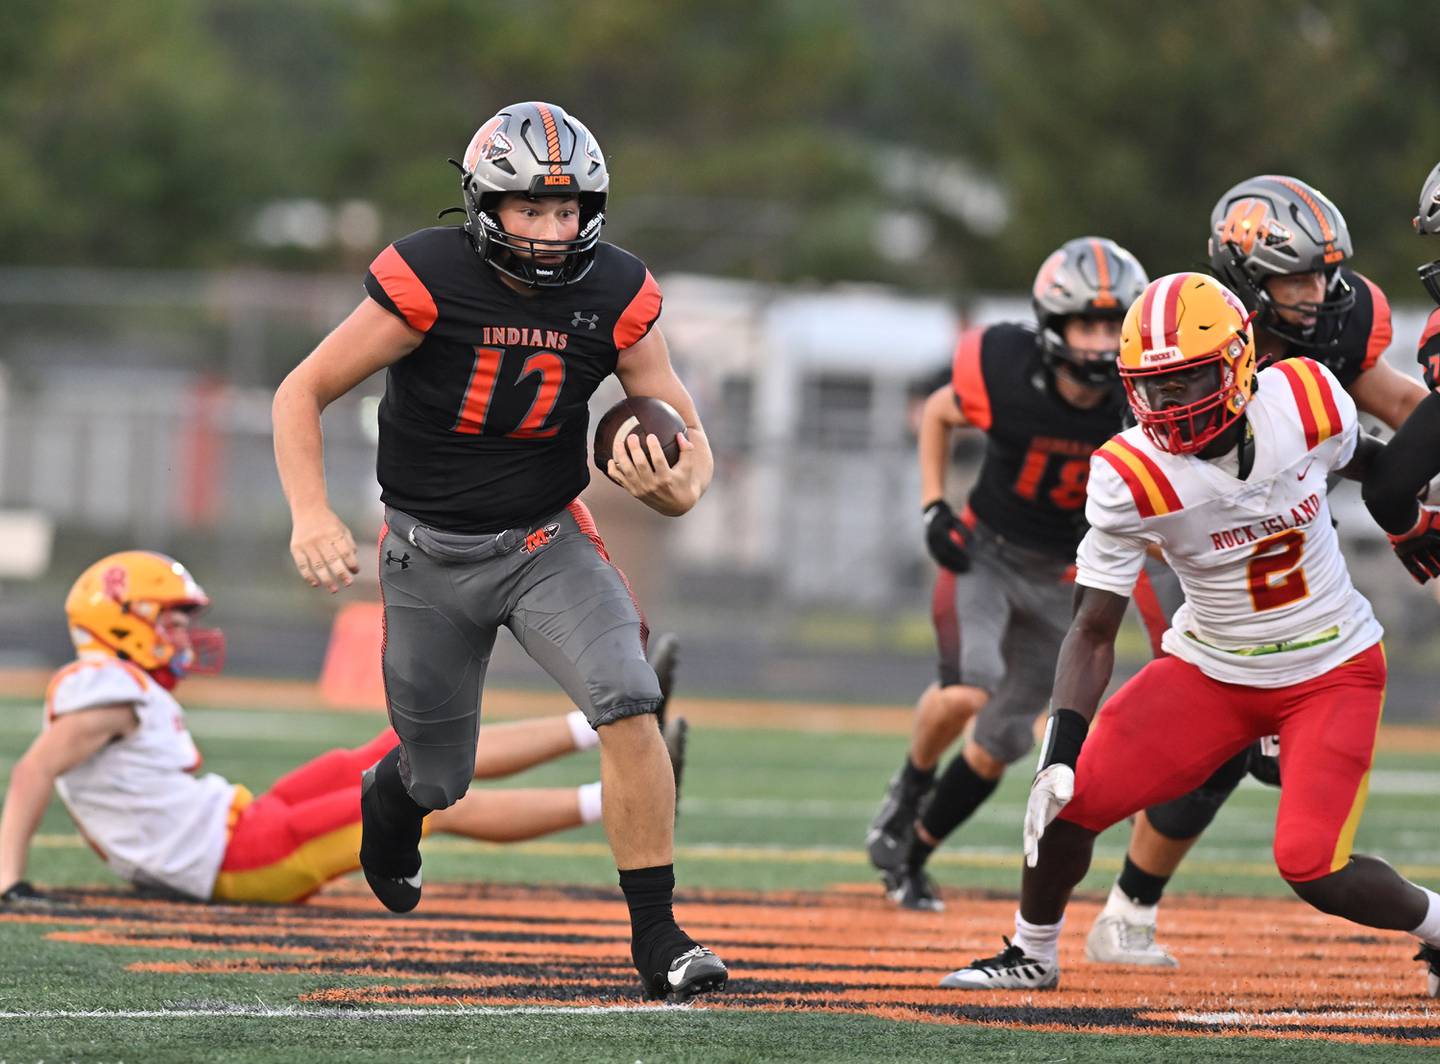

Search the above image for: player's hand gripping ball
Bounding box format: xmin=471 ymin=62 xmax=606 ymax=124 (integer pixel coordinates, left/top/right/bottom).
xmin=593 ymin=396 xmax=688 ymax=481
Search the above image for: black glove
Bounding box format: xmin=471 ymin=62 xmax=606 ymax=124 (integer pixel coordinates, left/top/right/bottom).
xmin=923 ymin=500 xmax=972 ymax=573
xmin=1389 ymin=505 xmax=1440 ymax=584
xmin=0 ymin=880 xmax=50 ymax=907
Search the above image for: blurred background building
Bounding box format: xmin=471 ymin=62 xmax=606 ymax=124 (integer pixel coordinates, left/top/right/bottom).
xmin=2 ymin=0 xmax=1438 ymax=713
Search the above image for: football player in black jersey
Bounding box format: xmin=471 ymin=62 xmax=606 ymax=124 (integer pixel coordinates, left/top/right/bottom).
xmin=1364 ymin=160 xmax=1440 ymax=590
xmin=866 ymin=237 xmax=1148 ymax=911
xmin=1087 ymin=174 xmax=1431 ymax=967
xmin=272 ymin=102 xmax=726 ymax=1002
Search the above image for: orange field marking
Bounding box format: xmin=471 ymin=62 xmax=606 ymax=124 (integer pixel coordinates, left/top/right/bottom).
xmin=8 ymin=882 xmax=1438 ymax=1045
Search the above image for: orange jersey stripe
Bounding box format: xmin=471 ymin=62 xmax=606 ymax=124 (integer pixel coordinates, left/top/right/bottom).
xmin=949 ymin=328 xmax=991 ymax=431
xmin=613 ymin=270 xmax=662 ymax=351
xmin=1274 ymin=358 xmax=1341 ymax=449
xmin=1422 ymin=307 xmax=1440 ymax=350
xmin=1097 ymin=437 xmax=1182 ymax=518
xmin=1357 ymin=274 xmax=1392 ymax=373
xmin=368 ymin=245 xmax=438 ymax=333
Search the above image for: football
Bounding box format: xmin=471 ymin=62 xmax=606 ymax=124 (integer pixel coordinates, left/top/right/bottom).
xmin=593 ymin=396 xmax=688 ymax=475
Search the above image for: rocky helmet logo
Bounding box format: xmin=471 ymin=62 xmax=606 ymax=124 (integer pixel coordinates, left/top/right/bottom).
xmin=1139 ymin=345 xmax=1186 ymax=368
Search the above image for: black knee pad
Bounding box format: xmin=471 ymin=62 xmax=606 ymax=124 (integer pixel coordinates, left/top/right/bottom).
xmin=1145 ymin=747 xmax=1250 ymax=840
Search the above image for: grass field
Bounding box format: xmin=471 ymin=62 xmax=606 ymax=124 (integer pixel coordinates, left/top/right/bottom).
xmin=1 ymin=696 xmax=1437 ymax=1062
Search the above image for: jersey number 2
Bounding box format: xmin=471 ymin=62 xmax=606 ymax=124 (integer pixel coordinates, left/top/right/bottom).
xmin=1247 ymin=529 xmax=1309 ymax=611
xmin=453 ymin=347 xmax=565 ymax=438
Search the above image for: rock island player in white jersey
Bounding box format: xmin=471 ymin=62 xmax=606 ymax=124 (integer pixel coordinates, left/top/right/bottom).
xmin=0 ymin=551 xmax=680 ymax=905
xmin=938 ymin=272 xmax=1440 ymax=995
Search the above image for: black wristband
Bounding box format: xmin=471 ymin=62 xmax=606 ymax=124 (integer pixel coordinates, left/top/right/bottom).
xmin=1038 ymin=708 xmax=1089 ymax=771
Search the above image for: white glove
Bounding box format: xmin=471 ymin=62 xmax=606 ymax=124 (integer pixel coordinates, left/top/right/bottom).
xmin=1022 ymin=764 xmax=1075 ymax=868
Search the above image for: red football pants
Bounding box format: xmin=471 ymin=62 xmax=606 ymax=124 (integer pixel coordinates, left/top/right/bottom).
xmin=212 ymin=728 xmax=400 ymax=903
xmin=1060 ymin=643 xmax=1385 ymax=883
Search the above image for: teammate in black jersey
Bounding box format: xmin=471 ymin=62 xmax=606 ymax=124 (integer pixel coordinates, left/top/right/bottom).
xmin=1087 ymin=174 xmax=1430 ymax=967
xmin=1364 ymin=160 xmax=1440 ymax=589
xmin=866 ymin=237 xmax=1148 ymax=911
xmin=272 ymin=102 xmax=726 ymax=1002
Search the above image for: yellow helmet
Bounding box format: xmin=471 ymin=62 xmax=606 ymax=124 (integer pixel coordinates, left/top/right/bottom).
xmin=1118 ymin=272 xmax=1257 ymax=455
xmin=65 ymin=551 xmax=224 ymax=679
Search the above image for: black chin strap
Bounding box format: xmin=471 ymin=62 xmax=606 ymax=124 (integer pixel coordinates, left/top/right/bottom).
xmin=1236 ymin=419 xmax=1256 ymax=481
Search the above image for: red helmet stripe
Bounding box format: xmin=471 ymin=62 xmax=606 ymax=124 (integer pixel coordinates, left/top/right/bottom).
xmin=1141 ymin=274 xmax=1184 ymax=352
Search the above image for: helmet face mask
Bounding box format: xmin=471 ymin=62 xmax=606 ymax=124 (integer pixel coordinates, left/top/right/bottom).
xmin=1032 ymin=237 xmax=1148 ymax=389
xmin=1208 ymin=175 xmax=1354 ymax=349
xmin=1119 ymin=273 xmax=1257 ymax=456
xmin=65 ymin=551 xmax=225 ymax=682
xmin=457 ymin=102 xmax=609 ymax=287
xmin=1416 ymin=161 xmax=1440 ymax=306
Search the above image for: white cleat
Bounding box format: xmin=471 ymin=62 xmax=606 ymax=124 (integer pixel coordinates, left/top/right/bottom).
xmin=1085 ymin=913 xmax=1178 ymax=968
xmin=939 ymin=938 xmax=1059 ymax=990
xmin=1417 ymin=943 xmax=1440 ymax=997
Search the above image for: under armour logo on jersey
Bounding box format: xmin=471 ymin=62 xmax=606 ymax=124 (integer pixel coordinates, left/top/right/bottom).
xmin=385 ymin=551 xmax=410 ymax=569
xmin=522 ymin=523 xmax=561 ymax=555
xmin=572 ymin=311 xmax=599 ymax=330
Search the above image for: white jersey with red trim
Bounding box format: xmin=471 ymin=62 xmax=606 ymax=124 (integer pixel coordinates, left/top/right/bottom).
xmin=1076 ymin=357 xmax=1382 ymax=687
xmin=47 ymin=655 xmax=235 ymax=900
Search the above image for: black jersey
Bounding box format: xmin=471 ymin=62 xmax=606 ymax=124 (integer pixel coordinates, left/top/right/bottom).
xmin=1265 ymin=267 xmax=1392 ymax=389
xmin=951 ymin=323 xmax=1123 ymax=559
xmin=364 ymin=227 xmax=661 ymax=532
xmin=1418 ymin=308 xmax=1440 ymax=393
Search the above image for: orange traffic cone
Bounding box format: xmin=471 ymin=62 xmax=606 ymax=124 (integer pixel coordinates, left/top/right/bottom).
xmin=319 ymin=601 xmax=387 ymax=709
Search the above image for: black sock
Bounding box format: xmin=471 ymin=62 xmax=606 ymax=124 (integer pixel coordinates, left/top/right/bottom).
xmin=1117 ymin=854 xmax=1170 ymax=906
xmin=900 ymin=756 xmax=935 ymax=795
xmin=904 ymin=833 xmax=936 ymax=873
xmin=359 ymin=746 xmax=426 ymax=876
xmin=619 ymin=864 xmax=696 ymax=981
xmin=918 ymin=751 xmax=1000 ymax=846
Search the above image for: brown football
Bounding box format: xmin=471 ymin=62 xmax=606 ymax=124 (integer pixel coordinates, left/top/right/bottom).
xmin=593 ymin=396 xmax=688 ymax=475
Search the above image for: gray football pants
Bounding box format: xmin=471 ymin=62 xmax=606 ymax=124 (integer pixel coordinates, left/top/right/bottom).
xmin=378 ymin=501 xmax=660 ymax=811
xmin=931 ymin=521 xmax=1075 ymax=765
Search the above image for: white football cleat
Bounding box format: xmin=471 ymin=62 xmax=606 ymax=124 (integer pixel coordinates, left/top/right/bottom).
xmin=1085 ymin=913 xmax=1178 ymax=968
xmin=939 ymin=938 xmax=1059 ymax=990
xmin=1416 ymin=943 xmax=1440 ymax=998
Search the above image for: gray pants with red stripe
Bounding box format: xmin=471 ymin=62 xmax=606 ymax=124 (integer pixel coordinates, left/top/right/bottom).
xmin=378 ymin=500 xmax=658 ymax=810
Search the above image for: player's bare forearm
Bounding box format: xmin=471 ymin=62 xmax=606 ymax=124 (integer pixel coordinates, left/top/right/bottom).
xmin=1363 ymin=394 xmax=1440 ymax=534
xmin=1048 ymin=587 xmax=1129 ymax=721
xmin=0 ymin=757 xmax=56 ymax=890
xmin=272 ymin=378 xmax=332 ymax=517
xmin=918 ymin=386 xmax=965 ymax=505
xmin=1350 ymin=359 xmax=1426 ymax=430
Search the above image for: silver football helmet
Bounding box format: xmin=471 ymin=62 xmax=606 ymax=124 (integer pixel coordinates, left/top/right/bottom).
xmin=456 ymin=101 xmax=609 ymax=286
xmin=1032 ymin=237 xmax=1148 ymax=386
xmin=1208 ymin=175 xmax=1355 ymax=347
xmin=1415 ymin=161 xmax=1440 ymax=306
